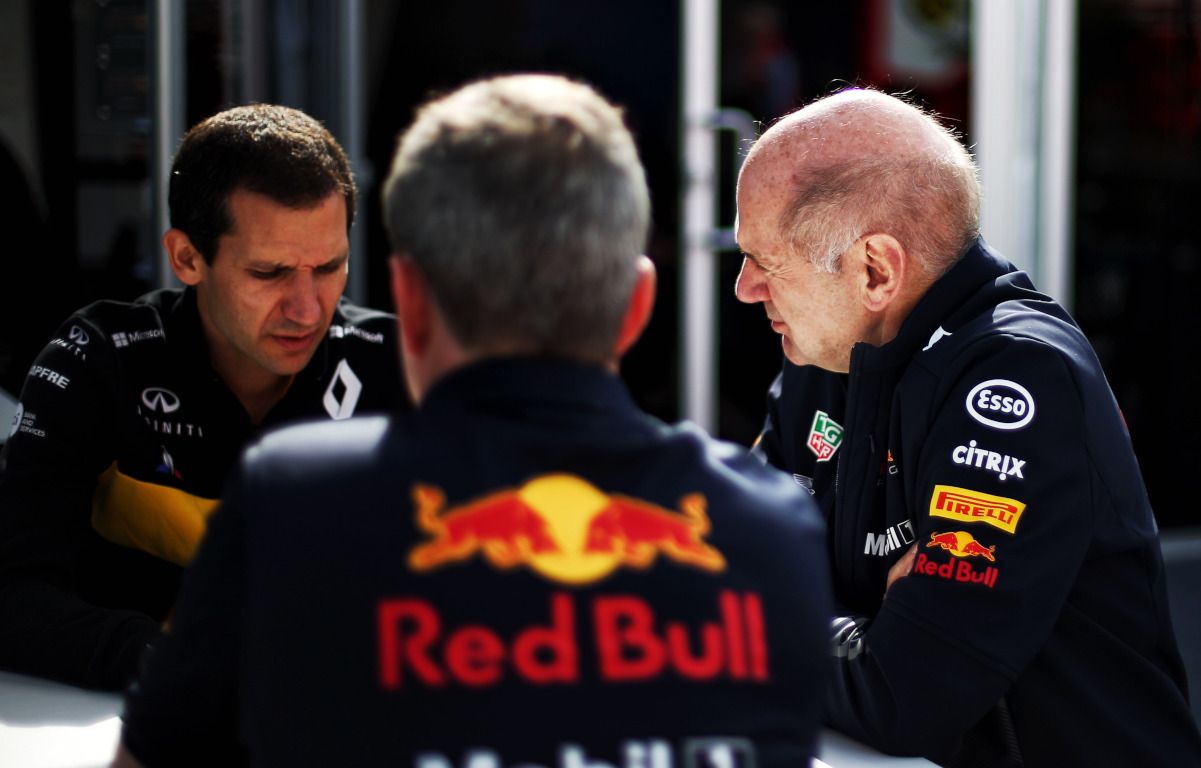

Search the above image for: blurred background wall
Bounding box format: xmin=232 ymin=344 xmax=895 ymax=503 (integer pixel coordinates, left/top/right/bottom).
xmin=2 ymin=0 xmax=1198 ymax=528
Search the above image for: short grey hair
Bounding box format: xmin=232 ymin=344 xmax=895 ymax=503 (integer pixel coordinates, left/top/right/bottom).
xmin=780 ymin=102 xmax=980 ymax=279
xmin=382 ymin=74 xmax=651 ymax=363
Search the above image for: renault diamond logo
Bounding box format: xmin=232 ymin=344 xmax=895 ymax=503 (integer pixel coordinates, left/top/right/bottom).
xmin=141 ymin=387 xmax=181 ymax=414
xmin=69 ymin=326 xmax=90 ymax=345
xmin=323 ymin=358 xmax=362 ymax=420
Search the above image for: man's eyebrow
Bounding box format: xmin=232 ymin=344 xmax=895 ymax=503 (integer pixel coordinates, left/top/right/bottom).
xmin=246 ymin=253 xmax=350 ymax=272
xmin=246 ymin=260 xmax=291 ymax=272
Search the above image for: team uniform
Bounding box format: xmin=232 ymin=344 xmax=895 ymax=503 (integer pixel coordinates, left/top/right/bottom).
xmin=754 ymin=239 xmax=1201 ymax=766
xmin=0 ymin=287 xmax=406 ymax=690
xmin=120 ymin=356 xmax=831 ymax=768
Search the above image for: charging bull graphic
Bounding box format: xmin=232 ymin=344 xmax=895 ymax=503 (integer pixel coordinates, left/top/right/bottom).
xmin=926 ymin=530 xmax=996 ymax=561
xmin=409 ymin=474 xmax=726 ymax=584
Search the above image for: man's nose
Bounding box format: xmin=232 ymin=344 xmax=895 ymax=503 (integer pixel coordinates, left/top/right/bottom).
xmin=735 ymin=257 xmax=768 ymax=304
xmin=282 ymin=273 xmax=321 ymax=326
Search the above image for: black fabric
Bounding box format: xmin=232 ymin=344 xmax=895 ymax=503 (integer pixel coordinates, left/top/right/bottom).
xmin=0 ymin=287 xmax=407 ymax=689
xmin=754 ymin=238 xmax=1201 ymax=767
xmin=121 ymin=357 xmax=831 ymax=768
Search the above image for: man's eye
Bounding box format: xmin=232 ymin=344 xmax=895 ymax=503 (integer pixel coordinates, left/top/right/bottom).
xmin=250 ymin=270 xmax=282 ymax=280
xmin=316 ymin=262 xmax=345 ymax=275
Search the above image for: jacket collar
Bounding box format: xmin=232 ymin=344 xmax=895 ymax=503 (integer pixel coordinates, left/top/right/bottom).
xmin=421 ymin=356 xmax=643 ymax=425
xmin=855 ymin=237 xmax=1031 ymax=369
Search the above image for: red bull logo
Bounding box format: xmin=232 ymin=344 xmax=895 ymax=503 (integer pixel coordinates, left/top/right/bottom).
xmin=914 ymin=531 xmax=999 ymax=588
xmin=409 ymin=474 xmax=725 ymax=585
xmin=925 ymin=531 xmax=996 ymax=561
xmin=928 ymin=484 xmax=1025 ymax=534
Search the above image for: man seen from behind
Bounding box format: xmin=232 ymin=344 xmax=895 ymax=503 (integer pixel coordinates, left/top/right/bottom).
xmin=111 ymin=74 xmax=831 ymax=768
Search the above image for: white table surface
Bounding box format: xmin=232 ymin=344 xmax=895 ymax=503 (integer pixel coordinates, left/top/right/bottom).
xmin=0 ymin=670 xmax=933 ymax=768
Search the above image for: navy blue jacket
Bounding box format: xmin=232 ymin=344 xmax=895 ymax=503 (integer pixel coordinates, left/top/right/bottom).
xmin=121 ymin=357 xmax=831 ymax=768
xmin=755 ymin=239 xmax=1201 ymax=766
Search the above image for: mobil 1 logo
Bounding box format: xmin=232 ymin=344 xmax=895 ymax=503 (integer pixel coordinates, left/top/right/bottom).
xmin=416 ymin=738 xmax=757 ymax=768
xmin=966 ymin=379 xmax=1034 ymax=431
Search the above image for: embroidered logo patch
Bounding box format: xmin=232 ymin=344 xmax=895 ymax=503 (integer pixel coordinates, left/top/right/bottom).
xmin=925 ymin=530 xmax=996 ymax=561
xmin=806 ymin=410 xmax=844 ymax=461
xmin=929 ymin=485 xmax=1026 ymax=534
xmin=966 ymin=379 xmax=1035 ymax=430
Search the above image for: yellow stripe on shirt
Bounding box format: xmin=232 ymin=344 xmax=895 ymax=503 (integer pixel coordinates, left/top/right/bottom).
xmin=91 ymin=462 xmax=220 ymax=566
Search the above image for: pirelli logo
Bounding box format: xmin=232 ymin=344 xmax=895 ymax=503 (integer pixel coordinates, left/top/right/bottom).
xmin=929 ymin=485 xmax=1026 ymax=534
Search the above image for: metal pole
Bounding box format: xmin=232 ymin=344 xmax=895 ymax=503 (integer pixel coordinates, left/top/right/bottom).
xmin=971 ymin=0 xmax=1038 ymax=278
xmin=1039 ymin=0 xmax=1077 ymax=309
xmin=153 ymin=0 xmax=185 ymax=289
xmin=972 ymin=0 xmax=1076 ymax=307
xmin=339 ymin=0 xmax=369 ymax=305
xmin=680 ymin=0 xmax=719 ymax=432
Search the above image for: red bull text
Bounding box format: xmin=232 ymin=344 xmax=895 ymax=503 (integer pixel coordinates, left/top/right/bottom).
xmin=377 ymin=590 xmax=769 ymax=689
xmin=913 ymin=553 xmax=998 ymax=588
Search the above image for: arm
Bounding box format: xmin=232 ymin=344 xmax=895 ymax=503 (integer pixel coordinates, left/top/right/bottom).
xmin=0 ymin=318 xmax=161 ymax=689
xmin=119 ymin=467 xmax=249 ymax=767
xmin=823 ymin=341 xmax=1091 ymax=761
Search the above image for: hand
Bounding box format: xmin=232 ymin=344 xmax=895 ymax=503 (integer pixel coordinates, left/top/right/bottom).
xmin=885 ymin=543 xmax=918 ymax=597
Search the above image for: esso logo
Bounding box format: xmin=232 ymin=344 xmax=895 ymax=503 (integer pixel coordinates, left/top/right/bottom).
xmin=966 ymin=379 xmax=1035 ymax=430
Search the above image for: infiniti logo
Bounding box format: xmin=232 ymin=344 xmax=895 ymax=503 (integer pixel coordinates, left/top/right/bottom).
xmin=141 ymin=387 xmax=181 ymax=414
xmin=68 ymin=325 xmax=90 ymax=345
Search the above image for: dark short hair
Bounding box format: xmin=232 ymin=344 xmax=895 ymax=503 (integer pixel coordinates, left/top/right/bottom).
xmin=382 ymin=75 xmax=650 ymax=363
xmin=168 ymin=104 xmax=356 ymax=263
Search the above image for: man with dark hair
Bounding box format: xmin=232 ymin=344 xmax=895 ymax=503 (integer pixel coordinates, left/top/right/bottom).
xmin=111 ymin=74 xmax=831 ymax=768
xmin=0 ymin=104 xmax=406 ymax=690
xmin=736 ymin=87 xmax=1201 ymax=765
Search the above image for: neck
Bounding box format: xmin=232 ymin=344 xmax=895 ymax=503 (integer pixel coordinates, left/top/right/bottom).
xmin=213 ymin=357 xmax=292 ymax=425
xmin=201 ymin=335 xmax=294 ymax=426
xmin=235 ymin=374 xmax=293 ymax=426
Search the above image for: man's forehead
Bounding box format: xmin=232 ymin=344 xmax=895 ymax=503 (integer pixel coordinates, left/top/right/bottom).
xmin=753 ymin=90 xmax=950 ymax=168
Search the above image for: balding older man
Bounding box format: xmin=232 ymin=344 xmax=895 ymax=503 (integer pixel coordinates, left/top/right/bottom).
xmin=736 ymin=87 xmax=1201 ymax=766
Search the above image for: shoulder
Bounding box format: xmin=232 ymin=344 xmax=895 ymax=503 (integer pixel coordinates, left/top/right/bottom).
xmin=322 ymin=298 xmax=399 ymax=370
xmin=239 ymin=415 xmax=397 ymax=485
xmin=328 ymin=299 xmax=397 ymax=342
xmin=913 ymin=296 xmax=1103 ymax=404
xmin=22 ymin=292 xmax=173 ymax=387
xmin=665 ymin=421 xmax=824 ymax=534
xmin=74 ymin=288 xmax=179 ymax=332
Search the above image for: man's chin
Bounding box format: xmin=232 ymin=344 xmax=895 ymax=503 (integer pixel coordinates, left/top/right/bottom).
xmin=263 ymin=349 xmax=318 ymax=377
xmin=782 ymin=339 xmax=844 ymax=373
xmin=781 ymin=338 xmax=809 ymax=367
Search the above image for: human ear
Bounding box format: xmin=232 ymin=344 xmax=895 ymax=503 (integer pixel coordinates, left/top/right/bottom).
xmin=389 ymin=255 xmax=433 ymax=361
xmin=163 ymin=229 xmax=205 ymax=286
xmin=613 ymin=255 xmax=657 ymax=359
xmin=859 ymin=233 xmax=906 ymax=312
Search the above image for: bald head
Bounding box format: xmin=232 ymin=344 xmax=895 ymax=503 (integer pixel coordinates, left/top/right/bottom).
xmin=739 ymin=88 xmax=980 ymax=279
